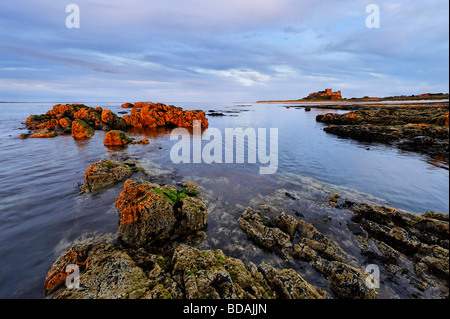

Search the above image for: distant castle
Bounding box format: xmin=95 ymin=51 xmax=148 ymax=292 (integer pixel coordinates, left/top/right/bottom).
xmin=308 ymin=89 xmax=342 ymax=100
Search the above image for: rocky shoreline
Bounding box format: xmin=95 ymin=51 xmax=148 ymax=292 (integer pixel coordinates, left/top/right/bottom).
xmin=20 ymin=102 xmax=208 ymax=144
xmin=43 ymin=159 xmax=449 ymax=299
xmin=316 ymin=105 xmax=449 ymax=159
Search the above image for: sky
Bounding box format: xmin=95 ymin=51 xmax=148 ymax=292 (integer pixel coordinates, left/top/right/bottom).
xmin=0 ymin=0 xmax=448 ymax=102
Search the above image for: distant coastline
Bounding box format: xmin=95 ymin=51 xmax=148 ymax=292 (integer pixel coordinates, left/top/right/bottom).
xmin=257 ymin=92 xmax=449 ymax=104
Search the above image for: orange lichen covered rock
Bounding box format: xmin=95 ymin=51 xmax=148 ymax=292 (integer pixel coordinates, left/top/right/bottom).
xmin=121 ymin=103 xmax=134 ymax=108
xmin=122 ymin=102 xmax=208 ymax=129
xmin=58 ymin=117 xmax=72 ymax=130
xmin=115 ymin=179 xmax=207 ymax=248
xmin=130 ymin=138 xmax=150 ymax=145
xmin=81 ymin=159 xmax=133 ymax=194
xmin=444 ymin=112 xmax=449 ymax=126
xmin=44 ymin=244 xmax=89 ymax=294
xmin=104 ymin=130 xmax=132 ymax=146
xmin=101 ymin=109 xmax=127 ymax=130
xmin=29 ymin=128 xmax=57 ymax=138
xmin=71 ymin=119 xmax=94 ymax=139
xmin=345 ymin=113 xmax=359 ymax=119
xmin=37 ymin=119 xmax=59 ymax=130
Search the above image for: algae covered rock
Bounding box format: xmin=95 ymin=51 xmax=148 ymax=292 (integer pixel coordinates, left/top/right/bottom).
xmin=311 ymin=258 xmax=376 ymax=299
xmin=71 ymin=119 xmax=94 ymax=139
xmin=115 ymin=179 xmax=208 ymax=249
xmin=45 ymin=241 xmax=327 ymax=299
xmin=80 ymin=159 xmax=133 ymax=194
xmin=45 ymin=241 xmax=153 ymax=299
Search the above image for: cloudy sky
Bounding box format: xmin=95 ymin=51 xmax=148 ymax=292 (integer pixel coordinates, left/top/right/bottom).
xmin=0 ymin=0 xmax=448 ymax=102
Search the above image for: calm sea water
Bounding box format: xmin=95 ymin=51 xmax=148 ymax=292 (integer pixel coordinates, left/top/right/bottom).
xmin=0 ymin=101 xmax=448 ymax=298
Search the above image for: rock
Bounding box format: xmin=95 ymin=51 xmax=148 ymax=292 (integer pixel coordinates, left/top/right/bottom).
xmin=311 ymin=258 xmax=376 ymax=299
xmin=239 ymin=208 xmax=347 ymax=264
xmin=183 ymin=182 xmax=200 ymax=196
xmin=343 ymin=200 xmax=449 ymax=296
xmin=130 ymin=138 xmax=150 ymax=145
xmin=81 ymin=160 xmax=133 ymax=194
xmin=23 ymin=104 xmax=128 ymax=139
xmin=101 ymin=109 xmax=127 ymax=130
xmin=238 ymin=207 xmax=291 ymax=258
xmin=45 ymin=241 xmax=328 ymax=299
xmin=305 ymin=107 xmax=311 ymax=112
xmin=45 ymin=242 xmax=154 ymax=299
xmin=316 ymin=106 xmax=449 ymax=158
xmin=28 ymin=128 xmax=57 ymax=138
xmin=103 ymin=130 xmax=133 ymax=146
xmin=44 ymin=243 xmax=90 ymax=294
xmin=115 ymin=179 xmax=209 ymax=249
xmin=121 ymin=103 xmax=134 ymax=108
xmin=423 ymin=211 xmax=449 ymax=222
xmin=274 ymin=211 xmax=298 ymax=239
xmin=19 ymin=133 xmax=29 ymax=139
xmin=175 ymin=197 xmax=208 ymax=233
xmin=71 ymin=119 xmax=94 ymax=139
xmin=296 ymin=220 xmax=348 ymax=263
xmin=122 ymin=102 xmax=209 ymax=129
xmin=257 ymin=263 xmax=327 ymax=299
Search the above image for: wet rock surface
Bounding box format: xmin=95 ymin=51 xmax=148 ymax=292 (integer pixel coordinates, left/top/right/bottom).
xmin=115 ymin=180 xmax=208 ymax=250
xmin=239 ymin=208 xmax=375 ymax=299
xmin=45 ymin=240 xmax=328 ymax=299
xmin=316 ymin=106 xmax=449 ymax=158
xmin=44 ymin=158 xmax=448 ymax=299
xmin=80 ymin=160 xmax=134 ymax=194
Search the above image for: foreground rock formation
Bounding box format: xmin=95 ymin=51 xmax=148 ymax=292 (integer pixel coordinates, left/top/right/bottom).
xmin=316 ymin=106 xmax=449 ymax=158
xmin=46 ymin=178 xmax=327 ymax=299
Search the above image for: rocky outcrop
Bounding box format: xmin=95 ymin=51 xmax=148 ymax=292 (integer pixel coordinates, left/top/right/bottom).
xmin=122 ymin=102 xmax=209 ymax=129
xmin=239 ymin=208 xmax=375 ymax=299
xmin=115 ymin=180 xmax=208 ymax=249
xmin=80 ymin=160 xmax=133 ymax=194
xmin=23 ymin=103 xmax=209 ymax=140
xmin=45 ymin=241 xmax=327 ymax=299
xmin=316 ymin=194 xmax=450 ymax=297
xmin=316 ymin=106 xmax=449 ymax=158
